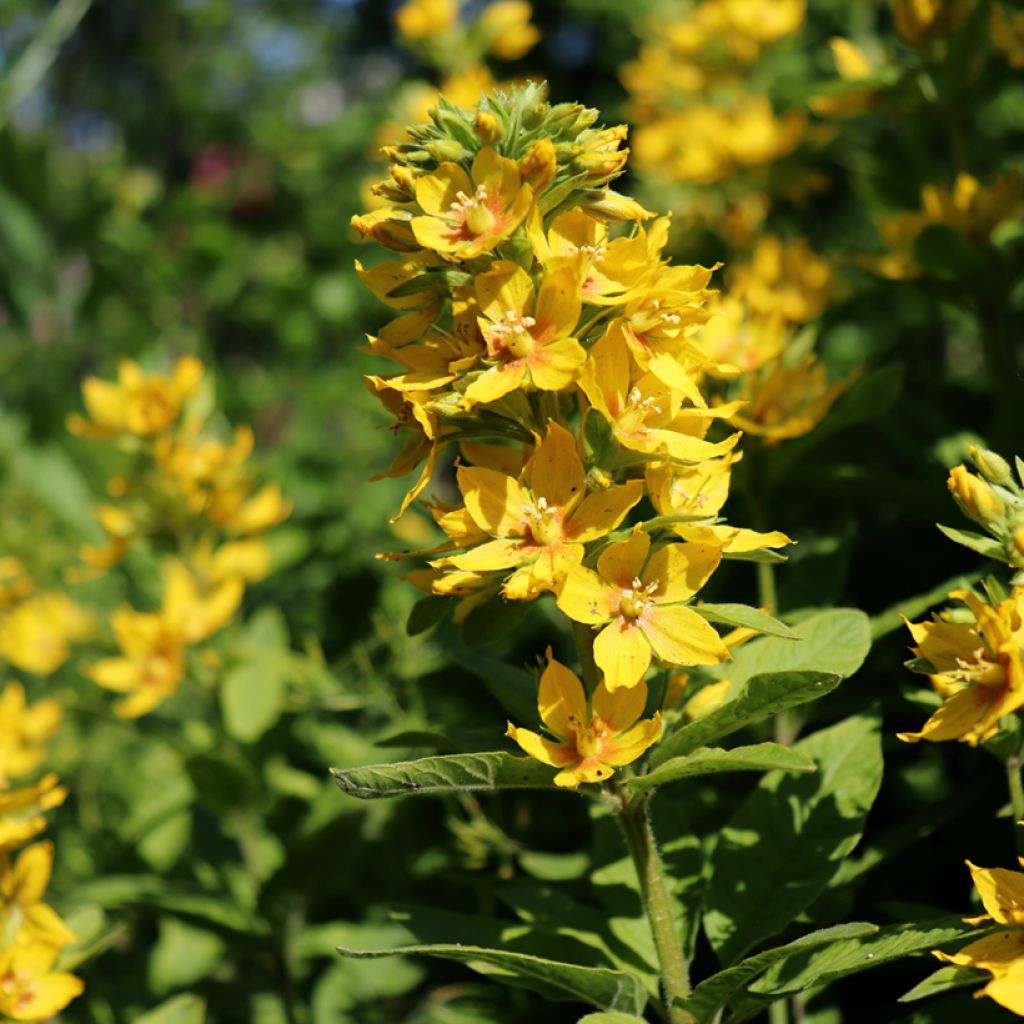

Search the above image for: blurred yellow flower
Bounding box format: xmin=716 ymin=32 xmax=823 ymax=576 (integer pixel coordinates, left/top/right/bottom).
xmin=67 ymin=356 xmax=202 ymax=438
xmin=892 ymin=0 xmax=972 ymax=46
xmin=506 ymin=653 xmax=662 ymax=788
xmin=0 ymin=594 xmax=90 ymax=676
xmin=480 ymin=1 xmax=540 ymax=59
xmin=0 ymin=776 xmax=66 ymax=852
xmin=0 ymin=684 xmax=60 ymax=787
xmin=396 ymin=0 xmax=459 ymax=40
xmin=0 ymin=941 xmax=83 ymax=1021
xmin=0 ymin=842 xmax=76 ymax=949
xmin=991 ymin=5 xmax=1024 ymax=69
xmin=729 ymin=237 xmax=834 ymax=324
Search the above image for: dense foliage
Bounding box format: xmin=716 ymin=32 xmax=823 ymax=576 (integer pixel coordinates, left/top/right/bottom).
xmin=1 ymin=0 xmax=1023 ymax=1021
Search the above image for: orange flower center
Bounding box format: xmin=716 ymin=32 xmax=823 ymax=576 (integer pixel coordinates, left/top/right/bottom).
xmin=566 ymin=713 xmax=612 ymax=759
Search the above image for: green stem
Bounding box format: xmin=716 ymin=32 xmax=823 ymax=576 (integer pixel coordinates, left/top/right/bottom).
xmin=619 ymin=797 xmax=695 ymax=1024
xmin=1007 ymin=754 xmax=1024 ymax=857
xmin=769 ymin=999 xmax=789 ymax=1024
xmin=572 ymin=619 xmax=600 ymax=693
xmin=757 ymin=559 xmax=778 ymax=616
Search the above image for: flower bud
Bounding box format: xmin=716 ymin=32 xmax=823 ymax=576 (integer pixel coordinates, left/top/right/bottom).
xmin=1014 ymin=526 xmax=1024 ymax=559
xmin=969 ymin=445 xmax=1013 ymax=486
xmin=518 ymin=138 xmax=556 ymax=193
xmin=948 ymin=464 xmax=1004 ymax=523
xmin=426 ymin=139 xmax=470 ymax=164
xmin=474 ymin=111 xmax=501 ymax=143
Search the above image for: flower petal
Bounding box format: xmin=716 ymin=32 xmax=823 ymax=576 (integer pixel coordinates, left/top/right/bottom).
xmin=592 ymin=678 xmax=647 ymax=733
xmin=643 ymin=604 xmax=730 ymax=667
xmin=506 ymin=724 xmax=575 ymax=767
xmin=557 ymin=567 xmax=616 ymax=624
xmin=457 ymin=466 xmax=531 ymax=536
xmin=644 ymin=541 xmax=721 ymax=603
xmin=896 ymin=685 xmax=993 ymax=745
xmin=538 ymin=656 xmax=588 ymax=737
xmin=597 ymin=529 xmax=651 ymax=588
xmin=602 ymin=714 xmax=663 ymax=765
xmin=570 ymin=481 xmax=644 ymax=542
xmin=415 ymin=162 xmax=473 ymax=217
xmin=968 ymin=862 xmax=1024 ymax=927
xmin=529 ymin=337 xmax=588 ymax=392
xmin=594 ymin=619 xmax=651 ymax=691
xmin=523 ymin=421 xmax=585 ymax=511
xmin=476 ymin=260 xmax=534 ymax=323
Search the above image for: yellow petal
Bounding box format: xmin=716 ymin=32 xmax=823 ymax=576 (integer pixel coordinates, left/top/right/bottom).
xmin=592 ymin=677 xmax=647 ymax=733
xmin=534 ymin=266 xmax=582 ymax=341
xmin=934 ymin=929 xmax=1024 ymax=969
xmin=557 ymin=567 xmax=616 ymax=625
xmin=897 ymin=685 xmax=992 ymax=744
xmin=462 ymin=362 xmax=527 ymax=407
xmin=506 ymin=724 xmax=575 ymax=767
xmin=594 ymin=620 xmax=651 ymax=691
xmin=457 ymin=466 xmax=531 ymax=536
xmin=644 ymin=541 xmax=721 ymax=603
xmin=443 ymin=538 xmax=525 ymax=572
xmin=473 ymin=147 xmax=520 ymax=202
xmin=597 ymin=530 xmax=650 ymax=588
xmin=643 ymin=604 xmax=730 ymax=667
xmin=10 ymin=842 xmax=52 ymax=905
xmin=968 ymin=862 xmax=1024 ymax=927
xmin=415 ymin=161 xmax=472 ymax=217
xmin=529 ymin=337 xmax=588 ymax=392
xmin=602 ymin=714 xmax=663 ymax=765
xmin=477 ymin=260 xmax=534 ymax=323
xmin=523 ymin=421 xmax=585 ymax=511
xmin=981 ymin=959 xmax=1024 ymax=1015
xmin=538 ymin=656 xmax=587 ymax=738
xmin=570 ymin=481 xmax=644 ymax=542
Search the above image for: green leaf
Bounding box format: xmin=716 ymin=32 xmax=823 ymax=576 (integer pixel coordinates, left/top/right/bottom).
xmin=750 ymin=916 xmax=977 ymax=996
xmin=900 ymin=964 xmax=989 ymax=1003
xmin=134 ymin=994 xmax=207 ymax=1024
xmin=677 ymin=923 xmax=877 ymax=1023
xmin=220 ymin=662 xmax=287 ymax=743
xmin=691 ymin=603 xmax=799 ymax=639
xmin=936 ymin=524 xmax=1006 ymax=560
xmin=576 ymin=1014 xmax=649 ymax=1024
xmin=449 ymin=647 xmax=538 ymax=722
xmin=703 ymin=715 xmax=884 ymax=965
xmin=459 ymin=594 xmax=532 ymax=647
xmin=406 ymin=595 xmax=449 ymax=636
xmin=149 ymin=917 xmax=226 ymax=995
xmin=707 ymin=608 xmax=871 ymax=687
xmin=650 ymin=672 xmax=841 ymax=766
xmin=337 ymin=943 xmax=647 ymax=1013
xmin=332 ymin=751 xmax=560 ymax=799
xmin=626 ymin=743 xmax=816 ymax=792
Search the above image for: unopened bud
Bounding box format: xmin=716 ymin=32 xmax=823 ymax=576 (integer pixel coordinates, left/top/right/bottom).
xmin=518 ymin=138 xmax=556 ymax=193
xmin=969 ymin=445 xmax=1012 ymax=485
xmin=425 ymin=139 xmax=469 ymax=164
xmin=350 ymin=209 xmax=419 ymax=251
xmin=582 ymin=189 xmax=656 ymax=221
xmin=1014 ymin=526 xmax=1024 ymax=558
xmin=474 ymin=111 xmax=501 ymax=143
xmin=948 ymin=464 xmax=1004 ymax=523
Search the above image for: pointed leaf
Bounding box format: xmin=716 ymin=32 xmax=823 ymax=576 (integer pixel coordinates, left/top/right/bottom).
xmin=626 ymin=743 xmax=816 ymax=793
xmin=332 ymin=751 xmax=560 ymax=799
xmin=691 ymin=603 xmax=799 ymax=639
xmin=651 ymin=672 xmax=841 ymax=766
xmin=899 ymin=964 xmax=989 ymax=1003
xmin=750 ymin=915 xmax=978 ymax=996
xmin=337 ymin=943 xmax=647 ymax=1013
xmin=936 ymin=524 xmax=1006 ymax=561
xmin=577 ymin=1014 xmax=649 ymax=1024
xmin=676 ymin=923 xmax=877 ymax=1023
xmin=703 ymin=715 xmax=884 ymax=965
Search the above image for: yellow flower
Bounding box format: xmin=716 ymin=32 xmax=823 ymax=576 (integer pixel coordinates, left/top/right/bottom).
xmin=0 ymin=776 xmax=66 ymax=852
xmin=411 ymin=148 xmax=532 ymax=260
xmin=893 ymin=0 xmax=972 ymax=45
xmin=718 ymin=0 xmax=805 ymax=43
xmin=931 ymin=861 xmax=1024 ymax=1014
xmin=395 ymin=0 xmax=459 ymax=40
xmin=809 ymin=38 xmax=879 ymax=119
xmin=0 ymin=683 xmax=61 ymax=787
xmin=463 ymin=261 xmax=586 ymax=407
xmin=86 ymin=561 xmax=243 ymax=718
xmin=0 ymin=594 xmax=91 ymax=676
xmin=193 ymin=538 xmax=271 ymax=584
xmin=479 ymin=1 xmax=540 ymax=59
xmin=557 ymin=529 xmax=730 ymax=691
xmin=0 ymin=560 xmax=32 ymax=610
xmin=729 ymin=356 xmax=847 ymax=442
xmin=580 ymin=331 xmax=741 ymax=464
xmin=0 ymin=842 xmax=76 ymax=949
xmin=919 ymin=172 xmax=1023 ymax=244
xmin=67 ymin=356 xmax=202 ymax=438
xmin=696 ymin=296 xmax=786 ymax=375
xmin=729 ymin=237 xmax=833 ymax=324
xmin=898 ymin=588 xmax=1024 ymax=746
xmin=992 ymin=5 xmax=1024 ymax=69
xmin=434 ymin=422 xmax=643 ymax=600
xmin=948 ymin=464 xmax=1004 ymax=526
xmin=505 ymin=652 xmax=662 ymax=788
xmin=0 ymin=942 xmax=83 ymax=1021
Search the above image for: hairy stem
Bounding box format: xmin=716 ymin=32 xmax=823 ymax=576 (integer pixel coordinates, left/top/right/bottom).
xmin=1007 ymin=754 xmax=1024 ymax=856
xmin=572 ymin=619 xmax=600 ymax=693
xmin=619 ymin=798 xmax=695 ymax=1024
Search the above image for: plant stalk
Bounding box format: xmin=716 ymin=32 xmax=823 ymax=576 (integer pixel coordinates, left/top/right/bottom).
xmin=1007 ymin=754 xmax=1024 ymax=856
xmin=619 ymin=797 xmax=695 ymax=1024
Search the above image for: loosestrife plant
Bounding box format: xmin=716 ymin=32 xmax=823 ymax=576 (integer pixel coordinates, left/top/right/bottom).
xmin=334 ymin=84 xmax=906 ymax=1022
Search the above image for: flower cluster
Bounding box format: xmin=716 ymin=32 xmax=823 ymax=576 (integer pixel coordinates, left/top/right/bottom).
xmin=357 ymin=83 xmax=785 ymax=786
xmin=900 ymin=446 xmax=1024 ymax=745
xmin=0 ymin=680 xmax=82 ymax=1019
xmin=69 ymin=357 xmax=291 ymax=716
